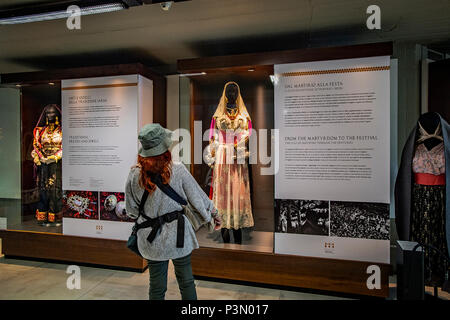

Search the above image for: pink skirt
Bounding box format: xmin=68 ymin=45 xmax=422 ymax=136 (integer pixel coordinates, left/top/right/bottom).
xmin=211 ymin=143 xmax=254 ymax=229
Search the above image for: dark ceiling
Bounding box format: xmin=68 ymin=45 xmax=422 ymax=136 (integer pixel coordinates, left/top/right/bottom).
xmin=0 ymin=0 xmax=449 ymax=75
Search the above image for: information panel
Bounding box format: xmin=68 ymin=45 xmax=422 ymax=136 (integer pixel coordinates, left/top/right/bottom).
xmin=61 ymin=75 xmax=152 ymax=240
xmin=274 ymin=56 xmax=390 ymax=263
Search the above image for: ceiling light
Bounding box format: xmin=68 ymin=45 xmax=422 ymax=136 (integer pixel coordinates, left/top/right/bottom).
xmin=160 ymin=1 xmax=173 ymax=11
xmin=15 ymin=84 xmax=21 ymax=87
xmin=179 ymin=72 xmax=207 ymax=77
xmin=0 ymin=3 xmax=125 ymax=25
xmin=270 ymin=75 xmax=279 ymax=85
xmin=248 ymin=68 xmax=255 ymax=72
xmin=49 ymin=82 xmax=55 ymax=85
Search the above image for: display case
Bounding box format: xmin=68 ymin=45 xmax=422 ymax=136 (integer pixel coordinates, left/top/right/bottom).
xmin=0 ymin=63 xmax=166 ymax=270
xmin=178 ymin=42 xmax=393 ymax=297
xmin=179 ymin=66 xmax=275 ymax=253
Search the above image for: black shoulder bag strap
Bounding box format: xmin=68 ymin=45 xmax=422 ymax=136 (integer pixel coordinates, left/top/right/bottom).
xmin=150 ymin=173 xmax=187 ymax=248
xmin=131 ymin=189 xmax=149 ymax=236
xmin=138 ymin=189 xmax=150 ymax=218
xmin=151 ymin=174 xmax=187 ymax=206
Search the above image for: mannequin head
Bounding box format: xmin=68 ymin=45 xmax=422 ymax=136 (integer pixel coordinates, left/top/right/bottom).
xmin=45 ymin=105 xmax=59 ymax=124
xmin=34 ymin=104 xmax=61 ymax=128
xmin=417 ymin=112 xmax=442 ymax=150
xmin=225 ymin=83 xmax=239 ymax=107
xmin=418 ymin=112 xmax=440 ymax=134
xmin=213 ymin=81 xmax=250 ymax=121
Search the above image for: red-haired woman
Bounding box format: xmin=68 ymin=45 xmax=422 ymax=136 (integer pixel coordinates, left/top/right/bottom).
xmin=125 ymin=123 xmax=221 ymax=300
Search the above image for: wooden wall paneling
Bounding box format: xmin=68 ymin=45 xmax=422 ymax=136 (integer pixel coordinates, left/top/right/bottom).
xmin=191 ymin=247 xmax=389 ymax=298
xmin=0 ymin=230 xmax=147 ymax=271
xmin=178 ymin=42 xmax=393 ymax=73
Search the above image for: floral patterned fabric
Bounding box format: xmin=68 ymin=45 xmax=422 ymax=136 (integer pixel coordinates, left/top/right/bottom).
xmin=411 ymin=183 xmax=448 ymax=285
xmin=412 ymin=142 xmax=445 ymax=175
xmin=211 ymin=125 xmax=254 ymax=230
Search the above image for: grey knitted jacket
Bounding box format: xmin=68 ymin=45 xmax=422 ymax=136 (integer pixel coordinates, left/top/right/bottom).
xmin=125 ymin=162 xmax=214 ymax=261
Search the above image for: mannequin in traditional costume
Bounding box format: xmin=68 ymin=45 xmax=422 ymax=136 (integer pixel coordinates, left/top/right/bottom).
xmin=395 ymin=112 xmax=450 ymax=287
xmin=206 ymin=82 xmax=254 ymax=244
xmin=31 ymin=104 xmax=63 ymax=226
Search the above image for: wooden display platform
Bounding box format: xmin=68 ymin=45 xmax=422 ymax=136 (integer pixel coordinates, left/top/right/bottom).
xmin=191 ymin=247 xmax=389 ymax=298
xmin=0 ymin=229 xmax=147 ymax=271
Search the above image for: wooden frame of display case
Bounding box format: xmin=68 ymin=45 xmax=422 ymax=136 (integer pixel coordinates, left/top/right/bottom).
xmin=178 ymin=42 xmax=393 ymax=298
xmin=0 ymin=63 xmax=166 ymax=271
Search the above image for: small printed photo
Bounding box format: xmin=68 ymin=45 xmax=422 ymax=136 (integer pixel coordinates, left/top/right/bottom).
xmin=100 ymin=192 xmax=132 ymax=222
xmin=275 ymin=199 xmax=330 ymax=236
xmin=63 ymin=190 xmax=99 ymax=220
xmin=330 ymin=201 xmax=390 ymax=240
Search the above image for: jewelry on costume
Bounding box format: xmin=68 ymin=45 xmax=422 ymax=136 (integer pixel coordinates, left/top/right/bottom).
xmin=417 ymin=122 xmax=443 ymax=143
xmin=67 ymin=194 xmax=91 ymax=215
xmin=104 ymin=195 xmax=118 ymax=211
xmin=115 ymin=201 xmax=127 ymax=219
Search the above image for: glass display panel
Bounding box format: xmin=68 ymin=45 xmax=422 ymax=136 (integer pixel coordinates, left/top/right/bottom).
xmin=0 ymin=83 xmax=63 ymax=234
xmin=179 ymin=67 xmax=275 ymax=253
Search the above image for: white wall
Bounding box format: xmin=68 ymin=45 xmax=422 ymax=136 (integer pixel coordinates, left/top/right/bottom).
xmin=0 ymin=88 xmax=21 ymax=199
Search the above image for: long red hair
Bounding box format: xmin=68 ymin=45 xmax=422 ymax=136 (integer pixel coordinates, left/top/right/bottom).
xmin=138 ymin=151 xmax=172 ymax=194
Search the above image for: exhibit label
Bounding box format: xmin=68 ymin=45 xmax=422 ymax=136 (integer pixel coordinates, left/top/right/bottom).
xmin=274 ymin=56 xmax=390 ymax=263
xmin=62 ymin=75 xmax=139 ymax=192
xmin=61 ymin=75 xmax=149 ymax=240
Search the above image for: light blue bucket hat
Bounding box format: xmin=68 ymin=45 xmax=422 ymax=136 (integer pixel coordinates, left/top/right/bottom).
xmin=138 ymin=123 xmax=173 ymax=157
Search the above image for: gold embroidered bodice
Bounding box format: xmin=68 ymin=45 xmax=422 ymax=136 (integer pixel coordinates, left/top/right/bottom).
xmin=32 ymin=125 xmax=62 ymax=160
xmin=215 ymin=113 xmax=249 ymax=132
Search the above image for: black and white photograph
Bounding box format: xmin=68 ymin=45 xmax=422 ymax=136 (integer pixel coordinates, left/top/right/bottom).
xmin=275 ymin=199 xmax=330 ymax=236
xmin=330 ymin=201 xmax=390 ymax=240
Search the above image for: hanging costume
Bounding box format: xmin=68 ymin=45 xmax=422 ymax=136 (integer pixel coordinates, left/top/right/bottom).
xmin=395 ymin=112 xmax=450 ymax=285
xmin=31 ymin=105 xmax=63 ymax=225
xmin=206 ymin=82 xmax=254 ymax=230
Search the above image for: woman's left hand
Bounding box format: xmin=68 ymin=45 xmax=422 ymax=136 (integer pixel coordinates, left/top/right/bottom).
xmin=213 ymin=215 xmax=222 ymax=230
xmin=211 ymin=208 xmax=222 ymax=230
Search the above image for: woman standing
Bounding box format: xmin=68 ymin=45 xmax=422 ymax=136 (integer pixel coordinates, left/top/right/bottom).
xmin=125 ymin=123 xmax=221 ymax=300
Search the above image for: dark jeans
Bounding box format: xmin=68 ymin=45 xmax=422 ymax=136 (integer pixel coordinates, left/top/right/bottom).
xmin=147 ymin=253 xmax=197 ymax=300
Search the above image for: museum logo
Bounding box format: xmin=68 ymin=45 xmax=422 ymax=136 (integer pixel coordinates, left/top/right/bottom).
xmin=324 ymin=241 xmax=335 ymax=254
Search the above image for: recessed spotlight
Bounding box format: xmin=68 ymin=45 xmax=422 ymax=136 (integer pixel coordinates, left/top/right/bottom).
xmin=270 ymin=75 xmax=279 ymax=85
xmin=49 ymin=82 xmax=55 ymax=85
xmin=15 ymin=84 xmax=21 ymax=87
xmin=160 ymin=1 xmax=173 ymax=11
xmin=248 ymin=68 xmax=255 ymax=72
